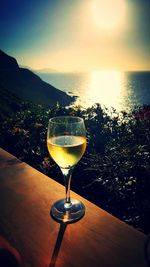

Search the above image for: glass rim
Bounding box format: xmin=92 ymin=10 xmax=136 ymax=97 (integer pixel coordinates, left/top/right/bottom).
xmin=48 ymin=116 xmax=84 ymax=124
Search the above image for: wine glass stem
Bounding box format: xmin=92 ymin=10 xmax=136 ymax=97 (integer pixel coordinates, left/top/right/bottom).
xmin=61 ymin=167 xmax=74 ymax=206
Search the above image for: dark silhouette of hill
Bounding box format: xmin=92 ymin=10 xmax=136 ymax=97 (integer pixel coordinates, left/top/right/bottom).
xmin=0 ymin=50 xmax=74 ymax=112
xmin=0 ymin=49 xmax=19 ymax=69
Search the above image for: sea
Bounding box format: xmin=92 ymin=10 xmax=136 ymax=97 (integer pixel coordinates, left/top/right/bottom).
xmin=38 ymin=70 xmax=150 ymax=112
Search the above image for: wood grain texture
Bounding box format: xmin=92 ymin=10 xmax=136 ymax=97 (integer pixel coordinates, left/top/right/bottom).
xmin=0 ymin=148 xmax=147 ymax=267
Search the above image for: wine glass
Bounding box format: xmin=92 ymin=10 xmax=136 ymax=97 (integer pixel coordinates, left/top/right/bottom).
xmin=47 ymin=116 xmax=86 ymax=223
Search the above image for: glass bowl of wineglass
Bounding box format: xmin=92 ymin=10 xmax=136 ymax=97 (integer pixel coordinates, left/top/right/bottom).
xmin=47 ymin=116 xmax=86 ymax=223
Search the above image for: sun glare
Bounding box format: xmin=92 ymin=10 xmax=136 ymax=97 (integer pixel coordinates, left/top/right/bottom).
xmin=88 ymin=70 xmax=123 ymax=110
xmin=91 ymin=0 xmax=126 ymax=32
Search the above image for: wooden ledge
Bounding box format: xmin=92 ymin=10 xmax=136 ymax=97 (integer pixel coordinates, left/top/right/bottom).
xmin=0 ymin=148 xmax=147 ymax=267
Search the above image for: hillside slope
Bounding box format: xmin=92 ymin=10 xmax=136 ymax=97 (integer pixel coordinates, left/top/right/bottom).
xmin=0 ymin=50 xmax=74 ymax=109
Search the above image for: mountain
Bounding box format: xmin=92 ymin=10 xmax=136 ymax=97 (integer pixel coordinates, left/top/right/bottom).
xmin=0 ymin=50 xmax=19 ymax=69
xmin=0 ymin=50 xmax=74 ymax=111
xmin=35 ymin=68 xmax=58 ymax=73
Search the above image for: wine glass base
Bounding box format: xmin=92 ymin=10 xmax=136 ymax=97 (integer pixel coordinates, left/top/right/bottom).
xmin=50 ymin=198 xmax=85 ymax=223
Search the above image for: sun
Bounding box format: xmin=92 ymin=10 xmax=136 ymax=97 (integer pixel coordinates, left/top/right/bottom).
xmin=91 ymin=0 xmax=126 ymax=32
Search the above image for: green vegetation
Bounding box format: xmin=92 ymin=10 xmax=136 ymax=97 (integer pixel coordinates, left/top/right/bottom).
xmin=0 ymin=102 xmax=150 ymax=234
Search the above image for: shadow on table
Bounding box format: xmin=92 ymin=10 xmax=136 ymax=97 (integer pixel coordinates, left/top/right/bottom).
xmin=0 ymin=249 xmax=22 ymax=267
xmin=0 ymin=235 xmax=23 ymax=267
xmin=49 ymin=222 xmax=67 ymax=267
xmin=49 ymin=208 xmax=85 ymax=267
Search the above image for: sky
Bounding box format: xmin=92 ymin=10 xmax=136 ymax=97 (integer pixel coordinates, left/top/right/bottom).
xmin=0 ymin=0 xmax=150 ymax=72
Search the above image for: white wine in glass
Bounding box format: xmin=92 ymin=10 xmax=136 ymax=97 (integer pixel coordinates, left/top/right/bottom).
xmin=47 ymin=116 xmax=86 ymax=223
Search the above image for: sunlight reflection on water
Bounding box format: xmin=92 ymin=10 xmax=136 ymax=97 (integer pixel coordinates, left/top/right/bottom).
xmin=74 ymin=70 xmax=132 ymax=111
xmin=38 ymin=70 xmax=150 ymax=112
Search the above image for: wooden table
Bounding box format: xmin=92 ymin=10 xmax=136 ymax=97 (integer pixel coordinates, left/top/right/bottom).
xmin=0 ymin=148 xmax=148 ymax=267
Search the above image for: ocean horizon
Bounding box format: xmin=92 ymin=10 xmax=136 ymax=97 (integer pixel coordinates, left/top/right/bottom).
xmin=38 ymin=70 xmax=150 ymax=111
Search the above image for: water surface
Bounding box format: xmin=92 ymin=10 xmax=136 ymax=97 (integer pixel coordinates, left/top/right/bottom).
xmin=38 ymin=70 xmax=150 ymax=111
